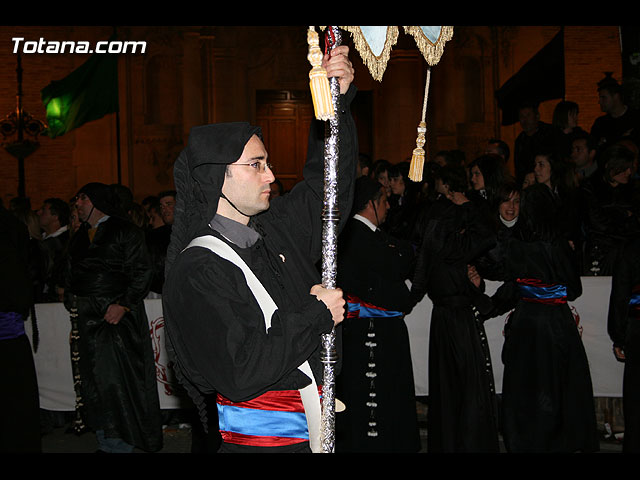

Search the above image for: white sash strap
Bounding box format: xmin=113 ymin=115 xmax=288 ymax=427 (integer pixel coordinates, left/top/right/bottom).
xmin=185 ymin=235 xmax=322 ymax=453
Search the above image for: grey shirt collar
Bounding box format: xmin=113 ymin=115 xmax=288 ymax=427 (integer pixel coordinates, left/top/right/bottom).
xmin=209 ymin=213 xmax=261 ymax=248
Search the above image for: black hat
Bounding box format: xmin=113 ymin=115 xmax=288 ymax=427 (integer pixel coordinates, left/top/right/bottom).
xmin=76 ymin=182 xmax=119 ymax=216
xmin=353 ymin=176 xmax=383 ymax=213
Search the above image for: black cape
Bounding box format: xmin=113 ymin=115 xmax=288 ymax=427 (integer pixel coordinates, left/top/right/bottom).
xmin=64 ymin=216 xmax=163 ymax=452
xmin=411 ymin=198 xmax=499 ymax=453
xmin=607 ymin=239 xmax=640 ymax=453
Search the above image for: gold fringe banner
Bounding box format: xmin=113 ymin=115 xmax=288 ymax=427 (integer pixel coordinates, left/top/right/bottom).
xmin=403 ymin=26 xmax=454 ymax=66
xmin=321 ymin=26 xmax=399 ymax=82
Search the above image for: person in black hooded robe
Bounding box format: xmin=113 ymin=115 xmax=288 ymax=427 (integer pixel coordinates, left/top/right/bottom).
xmin=162 ymin=46 xmax=357 ymax=453
xmin=63 ymin=182 xmax=162 ymax=453
xmin=410 ymin=164 xmax=499 ymax=453
xmin=486 ymin=183 xmax=599 ymax=453
xmin=335 ymin=176 xmax=420 ymax=453
xmin=607 ymin=238 xmax=640 ymax=453
xmin=0 ymin=203 xmax=41 ymax=452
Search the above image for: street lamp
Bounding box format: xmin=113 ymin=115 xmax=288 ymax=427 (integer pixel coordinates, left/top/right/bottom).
xmin=1 ymin=53 xmax=47 ymax=198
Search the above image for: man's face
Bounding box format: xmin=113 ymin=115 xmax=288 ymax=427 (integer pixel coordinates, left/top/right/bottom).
xmin=75 ymin=193 xmax=94 ymax=223
xmin=598 ymin=90 xmax=615 ymax=113
xmin=571 ymin=139 xmax=592 ymax=169
xmin=159 ymin=195 xmax=176 ymax=225
xmin=222 ymin=135 xmax=275 ymax=217
xmin=373 ymin=188 xmax=390 ymax=224
xmin=518 ymin=107 xmax=539 ymax=134
xmin=37 ymin=203 xmax=55 ymax=229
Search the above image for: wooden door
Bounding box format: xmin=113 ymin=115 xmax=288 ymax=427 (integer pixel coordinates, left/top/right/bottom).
xmin=256 ymin=90 xmax=314 ymax=193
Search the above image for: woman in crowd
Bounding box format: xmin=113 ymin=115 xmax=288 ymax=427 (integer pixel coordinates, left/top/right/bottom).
xmin=370 ymin=159 xmax=392 ymax=198
xmin=533 ymin=151 xmax=582 ymax=261
xmin=384 ymin=161 xmax=421 ymax=242
xmin=487 ymin=183 xmax=599 ymax=453
xmin=411 ymin=164 xmax=499 ymax=453
xmin=468 ymin=154 xmax=508 ymax=207
xmin=474 ymin=180 xmax=521 ymax=282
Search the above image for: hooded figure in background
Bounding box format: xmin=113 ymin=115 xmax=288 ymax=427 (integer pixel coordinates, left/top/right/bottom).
xmin=162 ymin=45 xmax=357 ymax=453
xmin=63 ymin=182 xmax=162 ymax=453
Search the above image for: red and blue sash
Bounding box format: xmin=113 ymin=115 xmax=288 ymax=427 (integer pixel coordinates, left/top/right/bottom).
xmin=217 ymin=387 xmax=322 ymax=447
xmin=630 ymin=285 xmax=640 ymax=317
xmin=516 ymin=278 xmax=567 ymax=304
xmin=346 ymin=294 xmax=403 ymax=319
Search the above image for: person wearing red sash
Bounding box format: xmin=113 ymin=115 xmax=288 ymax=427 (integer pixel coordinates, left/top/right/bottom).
xmin=162 ymin=46 xmax=356 ymax=453
xmin=335 ymin=177 xmax=420 ymax=452
xmin=488 ymin=183 xmax=599 ymax=452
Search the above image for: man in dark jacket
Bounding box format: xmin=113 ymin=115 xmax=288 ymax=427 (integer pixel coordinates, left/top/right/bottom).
xmin=64 ymin=182 xmax=162 ymax=453
xmin=37 ymin=197 xmax=70 ymax=302
xmin=162 ymin=45 xmax=356 ymax=453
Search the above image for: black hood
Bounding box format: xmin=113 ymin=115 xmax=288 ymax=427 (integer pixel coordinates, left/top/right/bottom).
xmin=166 ymin=122 xmax=262 ymax=273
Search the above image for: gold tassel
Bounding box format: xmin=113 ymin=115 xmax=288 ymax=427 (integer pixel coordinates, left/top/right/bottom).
xmin=307 ymin=26 xmax=334 ymax=121
xmin=408 ymin=67 xmax=432 ymax=182
xmin=410 ymin=121 xmax=427 ymax=182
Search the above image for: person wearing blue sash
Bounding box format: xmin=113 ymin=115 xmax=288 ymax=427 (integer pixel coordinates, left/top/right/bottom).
xmin=0 ymin=203 xmax=41 ymax=452
xmin=162 ymin=46 xmax=356 ymax=453
xmin=488 ymin=183 xmax=599 ymax=452
xmin=607 ymin=239 xmax=640 ymax=452
xmin=335 ymin=176 xmax=420 ymax=452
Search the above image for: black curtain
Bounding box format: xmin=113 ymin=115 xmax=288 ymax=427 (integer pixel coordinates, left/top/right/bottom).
xmin=495 ymin=29 xmax=565 ymax=126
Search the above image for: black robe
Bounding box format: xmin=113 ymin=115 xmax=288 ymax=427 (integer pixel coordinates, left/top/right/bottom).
xmin=335 ymin=217 xmax=420 ymax=452
xmin=162 ymin=87 xmax=358 ymax=452
xmin=489 ymin=233 xmax=599 ymax=453
xmin=0 ymin=206 xmax=40 ymax=452
xmin=41 ymin=228 xmax=70 ymax=302
xmin=146 ymin=223 xmax=171 ymax=294
xmin=64 ymin=215 xmax=163 ymax=452
xmin=607 ymin=239 xmax=640 ymax=453
xmin=579 ymin=174 xmax=640 ymax=276
xmin=411 ymin=198 xmax=499 ymax=453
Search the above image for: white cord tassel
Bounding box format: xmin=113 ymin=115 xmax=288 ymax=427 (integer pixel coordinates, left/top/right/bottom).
xmin=409 ymin=67 xmax=431 ymax=182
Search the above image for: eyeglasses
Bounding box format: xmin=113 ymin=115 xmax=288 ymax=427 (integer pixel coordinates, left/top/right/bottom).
xmin=228 ymin=161 xmax=273 ymax=173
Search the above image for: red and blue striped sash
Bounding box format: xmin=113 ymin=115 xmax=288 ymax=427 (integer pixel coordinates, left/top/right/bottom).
xmin=217 ymin=387 xmax=322 ymax=447
xmin=517 ymin=278 xmax=568 ymax=304
xmin=346 ymin=294 xmax=403 ymax=319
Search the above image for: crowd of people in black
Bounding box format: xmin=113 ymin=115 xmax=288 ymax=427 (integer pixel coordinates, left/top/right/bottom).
xmin=348 ymin=73 xmax=640 ymax=453
xmin=2 ymin=72 xmax=639 ymax=454
xmin=1 ymin=186 xmax=178 ymax=453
